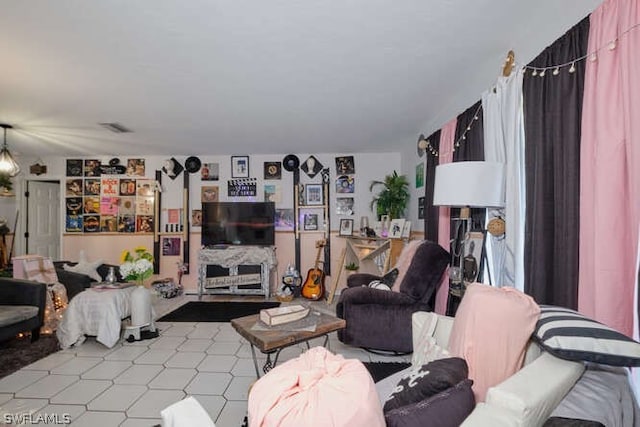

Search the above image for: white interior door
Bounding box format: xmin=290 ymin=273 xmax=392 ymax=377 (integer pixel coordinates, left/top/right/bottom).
xmin=27 ymin=180 xmax=60 ymax=259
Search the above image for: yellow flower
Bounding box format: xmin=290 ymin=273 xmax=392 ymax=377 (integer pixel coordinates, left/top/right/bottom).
xmin=120 ymin=250 xmax=131 ymax=264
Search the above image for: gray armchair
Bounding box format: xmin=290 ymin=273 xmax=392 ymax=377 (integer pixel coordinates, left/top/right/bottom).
xmin=0 ymin=278 xmax=47 ymax=342
xmin=336 ymin=240 xmax=449 ymax=353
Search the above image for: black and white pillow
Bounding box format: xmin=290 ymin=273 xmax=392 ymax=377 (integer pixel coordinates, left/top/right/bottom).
xmin=383 ymin=357 xmax=468 ymax=412
xmin=368 ymin=268 xmax=399 ymax=291
xmin=533 ymin=305 xmax=640 ymax=367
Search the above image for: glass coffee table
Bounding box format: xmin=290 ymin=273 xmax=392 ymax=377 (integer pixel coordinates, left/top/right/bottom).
xmin=231 ymin=311 xmax=346 ymax=377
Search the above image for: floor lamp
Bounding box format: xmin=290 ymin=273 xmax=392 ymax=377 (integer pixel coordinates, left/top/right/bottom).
xmin=433 ymin=161 xmax=505 ymax=310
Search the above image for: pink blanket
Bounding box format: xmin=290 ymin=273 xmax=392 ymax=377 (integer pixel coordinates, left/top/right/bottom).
xmin=248 ymin=347 xmax=384 ymax=427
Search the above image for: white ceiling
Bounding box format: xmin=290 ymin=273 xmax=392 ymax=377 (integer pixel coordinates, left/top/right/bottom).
xmin=0 ymin=0 xmax=601 ymax=158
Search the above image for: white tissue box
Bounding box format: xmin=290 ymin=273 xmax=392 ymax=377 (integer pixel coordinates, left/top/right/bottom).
xmin=260 ymin=305 xmax=310 ymax=326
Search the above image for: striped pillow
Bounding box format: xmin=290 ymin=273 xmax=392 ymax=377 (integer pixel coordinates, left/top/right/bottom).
xmin=533 ymin=305 xmax=640 ymax=367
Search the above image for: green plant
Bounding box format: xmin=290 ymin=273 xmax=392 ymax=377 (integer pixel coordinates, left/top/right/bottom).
xmin=345 ymin=262 xmax=359 ymax=271
xmin=0 ymin=174 xmax=12 ymax=192
xmin=369 ymin=170 xmax=410 ymax=219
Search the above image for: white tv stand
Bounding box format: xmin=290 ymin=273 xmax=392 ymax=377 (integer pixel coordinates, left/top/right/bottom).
xmin=198 ymin=246 xmax=277 ymax=299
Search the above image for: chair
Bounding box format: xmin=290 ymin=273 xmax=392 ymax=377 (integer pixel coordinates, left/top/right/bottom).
xmin=336 ymin=240 xmax=449 ymax=353
xmin=0 ymin=278 xmax=47 ymax=343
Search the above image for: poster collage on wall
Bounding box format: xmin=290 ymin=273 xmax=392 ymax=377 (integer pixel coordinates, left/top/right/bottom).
xmin=65 ymin=159 xmax=155 ymax=233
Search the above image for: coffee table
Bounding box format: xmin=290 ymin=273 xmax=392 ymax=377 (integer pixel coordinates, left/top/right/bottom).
xmin=231 ymin=311 xmax=346 ymax=377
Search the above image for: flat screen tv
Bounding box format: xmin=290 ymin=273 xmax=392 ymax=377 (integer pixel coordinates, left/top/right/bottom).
xmin=201 ymin=202 xmax=275 ymax=247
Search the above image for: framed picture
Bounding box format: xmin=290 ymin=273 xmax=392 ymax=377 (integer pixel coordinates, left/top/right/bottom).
xmin=305 ymin=184 xmax=323 ymax=206
xmin=231 ymin=156 xmax=250 ymax=178
xmin=335 ymin=156 xmax=355 ymax=175
xmin=418 ymin=196 xmax=425 ymax=219
xmin=389 ymin=219 xmax=406 ymax=238
xmin=162 ymin=237 xmax=181 ymax=256
xmin=264 ymin=161 xmax=282 ymax=180
xmin=304 ymin=214 xmax=319 ymax=231
xmin=401 ymin=221 xmax=412 ymax=238
xmin=275 ymin=208 xmax=295 ymax=231
xmin=201 ymin=163 xmax=219 ymax=181
xmin=192 ymin=209 xmax=202 ymax=227
xmin=416 ymin=163 xmax=425 ymax=188
xmin=339 ymin=218 xmax=354 ymax=236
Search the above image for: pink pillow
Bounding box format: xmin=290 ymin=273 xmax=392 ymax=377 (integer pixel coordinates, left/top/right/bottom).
xmin=448 ymin=283 xmax=540 ymax=402
xmin=248 ymin=347 xmax=385 ymax=427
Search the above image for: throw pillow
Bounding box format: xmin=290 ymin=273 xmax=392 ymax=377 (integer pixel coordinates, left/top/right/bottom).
xmin=368 ymin=280 xmax=392 ymax=291
xmin=383 ymin=357 xmax=468 ymax=412
xmin=384 ymin=379 xmax=475 ymax=427
xmin=448 ymin=283 xmax=540 ymax=402
xmin=412 ymin=312 xmax=451 ymax=367
xmin=534 ymin=305 xmax=640 ymax=367
xmin=381 ymin=268 xmax=399 ymax=286
xmin=63 ymin=250 xmax=104 ymax=282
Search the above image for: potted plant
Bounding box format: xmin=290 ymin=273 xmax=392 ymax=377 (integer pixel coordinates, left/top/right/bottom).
xmin=0 ymin=174 xmax=12 ymax=197
xmin=369 ymin=170 xmax=410 ymax=219
xmin=345 ymin=262 xmax=359 ymax=272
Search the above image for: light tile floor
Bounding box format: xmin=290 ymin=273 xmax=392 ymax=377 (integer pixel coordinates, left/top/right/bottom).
xmin=0 ymin=294 xmax=410 ymax=427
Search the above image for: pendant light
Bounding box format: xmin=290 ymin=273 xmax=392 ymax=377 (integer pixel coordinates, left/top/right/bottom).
xmin=0 ymin=124 xmax=20 ymax=177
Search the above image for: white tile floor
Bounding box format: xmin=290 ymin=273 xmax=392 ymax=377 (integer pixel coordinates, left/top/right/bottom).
xmin=0 ymin=295 xmax=409 ymax=427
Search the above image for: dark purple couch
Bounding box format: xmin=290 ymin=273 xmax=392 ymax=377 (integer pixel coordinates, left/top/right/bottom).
xmin=336 ymin=240 xmax=449 ymax=353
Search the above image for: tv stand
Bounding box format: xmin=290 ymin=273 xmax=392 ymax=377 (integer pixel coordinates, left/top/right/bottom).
xmin=198 ymin=246 xmax=277 ymax=299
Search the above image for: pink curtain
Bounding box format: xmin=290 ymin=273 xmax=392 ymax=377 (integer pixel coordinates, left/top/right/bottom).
xmin=579 ymin=0 xmax=640 ymax=336
xmin=434 ymin=118 xmax=457 ymax=314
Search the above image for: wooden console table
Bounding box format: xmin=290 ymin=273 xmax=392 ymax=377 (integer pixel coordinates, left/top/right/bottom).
xmin=198 ymin=246 xmax=277 ymax=299
xmin=327 ymin=236 xmax=407 ymax=303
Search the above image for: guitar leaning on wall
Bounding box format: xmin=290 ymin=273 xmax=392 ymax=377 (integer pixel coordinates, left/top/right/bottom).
xmin=301 ymin=239 xmax=327 ymax=301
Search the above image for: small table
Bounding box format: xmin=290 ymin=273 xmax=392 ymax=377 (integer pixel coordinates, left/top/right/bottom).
xmin=231 ymin=311 xmax=346 ymax=377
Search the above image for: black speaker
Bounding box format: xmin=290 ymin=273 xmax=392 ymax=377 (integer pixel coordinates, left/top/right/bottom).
xmin=282 ymin=154 xmax=300 ymax=172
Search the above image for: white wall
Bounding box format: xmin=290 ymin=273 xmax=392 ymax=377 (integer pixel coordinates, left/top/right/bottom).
xmin=10 ymin=152 xmax=402 ymax=291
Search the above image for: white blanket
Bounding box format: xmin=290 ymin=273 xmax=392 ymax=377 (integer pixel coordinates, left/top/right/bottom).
xmin=57 ymin=287 xmax=135 ymax=349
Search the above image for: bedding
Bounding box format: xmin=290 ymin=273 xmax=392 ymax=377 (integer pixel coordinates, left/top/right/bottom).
xmin=548 ymin=364 xmax=640 ymax=427
xmin=57 ymin=286 xmax=137 ymax=348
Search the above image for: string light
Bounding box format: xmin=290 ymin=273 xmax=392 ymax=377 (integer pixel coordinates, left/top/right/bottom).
xmin=423 ymin=103 xmax=483 ymax=157
xmin=522 ymin=22 xmax=639 ymax=77
xmin=420 ymin=23 xmax=639 ymax=159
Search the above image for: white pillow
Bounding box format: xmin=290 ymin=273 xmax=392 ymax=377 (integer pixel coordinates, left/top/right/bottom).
xmin=412 ymin=312 xmax=450 ymax=366
xmin=63 ymin=250 xmax=104 ymax=282
xmin=368 ymin=280 xmax=391 ymax=291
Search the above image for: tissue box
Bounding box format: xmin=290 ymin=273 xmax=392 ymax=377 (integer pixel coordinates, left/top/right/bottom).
xmin=260 ymin=305 xmax=310 ymax=326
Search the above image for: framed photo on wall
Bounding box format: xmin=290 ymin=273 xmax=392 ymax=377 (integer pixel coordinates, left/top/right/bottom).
xmin=304 ymin=214 xmax=319 ymax=231
xmin=305 ymin=184 xmax=323 ymax=206
xmin=339 ymin=219 xmax=354 ymax=236
xmin=231 ymin=156 xmax=250 ymax=178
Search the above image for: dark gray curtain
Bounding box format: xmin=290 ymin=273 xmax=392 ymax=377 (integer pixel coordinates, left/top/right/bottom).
xmin=523 ymin=17 xmax=589 ymax=309
xmin=424 ymin=129 xmax=441 ymax=241
xmin=452 ymin=100 xmax=485 ymax=231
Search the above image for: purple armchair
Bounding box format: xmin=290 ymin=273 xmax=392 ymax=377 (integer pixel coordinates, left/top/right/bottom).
xmin=336 ymin=240 xmax=449 ymax=353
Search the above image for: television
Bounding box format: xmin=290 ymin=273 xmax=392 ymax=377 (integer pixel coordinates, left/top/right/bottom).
xmin=201 ymin=202 xmax=276 ymax=247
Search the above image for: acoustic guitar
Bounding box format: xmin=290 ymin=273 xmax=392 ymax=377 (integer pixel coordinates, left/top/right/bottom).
xmin=301 ymin=239 xmax=326 ymax=301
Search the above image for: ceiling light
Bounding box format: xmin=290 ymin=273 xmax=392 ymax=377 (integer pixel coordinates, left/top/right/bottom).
xmin=0 ymin=124 xmax=20 ymax=177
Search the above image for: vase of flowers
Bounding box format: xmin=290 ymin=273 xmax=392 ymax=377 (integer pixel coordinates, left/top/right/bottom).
xmin=120 ymin=246 xmax=154 ymax=286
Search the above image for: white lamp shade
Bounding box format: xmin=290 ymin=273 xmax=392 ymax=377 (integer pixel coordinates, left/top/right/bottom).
xmin=433 ymin=161 xmax=505 ymax=208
